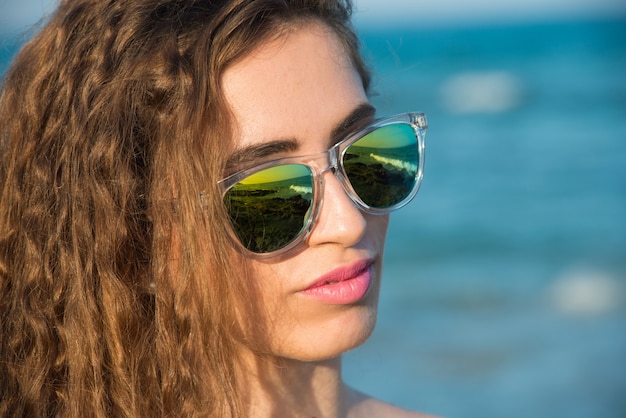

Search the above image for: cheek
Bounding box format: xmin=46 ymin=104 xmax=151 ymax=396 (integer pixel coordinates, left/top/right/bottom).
xmin=224 ymin=255 xmax=285 ymax=351
xmin=235 ymin=263 xmax=290 ymax=347
xmin=367 ymin=214 xmax=390 ymax=250
xmin=235 ymin=214 xmax=390 ymax=360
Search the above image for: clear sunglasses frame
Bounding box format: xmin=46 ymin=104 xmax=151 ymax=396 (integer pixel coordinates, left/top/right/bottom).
xmin=218 ymin=112 xmax=428 ymax=259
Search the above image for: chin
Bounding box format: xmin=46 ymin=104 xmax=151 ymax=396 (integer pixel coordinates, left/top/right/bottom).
xmin=275 ymin=302 xmax=379 ymax=363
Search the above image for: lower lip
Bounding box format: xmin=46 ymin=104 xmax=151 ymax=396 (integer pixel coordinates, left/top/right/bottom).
xmin=300 ymin=264 xmax=373 ymax=304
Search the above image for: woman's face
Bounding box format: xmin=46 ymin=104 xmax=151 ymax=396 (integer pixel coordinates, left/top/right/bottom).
xmin=221 ymin=23 xmax=389 ymax=362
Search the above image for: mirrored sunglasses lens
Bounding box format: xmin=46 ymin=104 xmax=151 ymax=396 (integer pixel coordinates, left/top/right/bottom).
xmin=343 ymin=123 xmax=419 ymax=208
xmin=224 ymin=164 xmax=314 ymax=254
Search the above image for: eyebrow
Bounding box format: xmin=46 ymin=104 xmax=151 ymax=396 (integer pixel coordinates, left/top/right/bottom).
xmin=225 ymin=103 xmax=377 ymax=171
xmin=330 ymin=103 xmax=377 ymax=144
xmin=225 ymin=139 xmax=299 ymax=171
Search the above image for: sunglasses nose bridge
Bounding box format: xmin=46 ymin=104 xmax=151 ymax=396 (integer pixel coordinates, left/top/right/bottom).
xmin=313 ymin=148 xmax=339 ymax=177
xmin=314 ymin=148 xmax=359 ymax=211
xmin=311 ymin=149 xmax=346 ymax=212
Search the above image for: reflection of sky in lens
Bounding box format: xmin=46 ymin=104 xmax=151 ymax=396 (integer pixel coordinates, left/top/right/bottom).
xmin=356 ymin=124 xmax=415 ymax=148
xmin=238 ymin=164 xmax=310 ymax=185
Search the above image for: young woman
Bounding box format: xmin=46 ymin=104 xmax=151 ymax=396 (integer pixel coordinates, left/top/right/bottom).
xmin=0 ymin=0 xmax=429 ymax=416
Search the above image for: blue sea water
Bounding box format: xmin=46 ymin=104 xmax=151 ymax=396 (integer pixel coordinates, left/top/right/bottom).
xmin=343 ymin=18 xmax=626 ymax=418
xmin=2 ymin=16 xmax=625 ymax=418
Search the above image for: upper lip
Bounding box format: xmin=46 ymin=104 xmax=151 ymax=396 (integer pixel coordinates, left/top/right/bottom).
xmin=302 ymin=258 xmax=374 ymax=291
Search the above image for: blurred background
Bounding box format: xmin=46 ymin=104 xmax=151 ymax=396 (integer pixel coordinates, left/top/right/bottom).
xmin=347 ymin=2 xmax=626 ymax=418
xmin=2 ymin=1 xmax=625 ymax=417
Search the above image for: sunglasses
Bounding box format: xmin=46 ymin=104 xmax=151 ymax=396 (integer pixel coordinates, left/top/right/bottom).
xmin=218 ymin=112 xmax=427 ymax=258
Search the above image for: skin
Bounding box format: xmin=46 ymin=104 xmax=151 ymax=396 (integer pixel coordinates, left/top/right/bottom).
xmin=221 ymin=22 xmax=436 ymax=418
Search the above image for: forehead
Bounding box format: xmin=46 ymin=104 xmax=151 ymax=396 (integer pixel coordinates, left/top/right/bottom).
xmin=221 ymin=22 xmax=367 ymax=150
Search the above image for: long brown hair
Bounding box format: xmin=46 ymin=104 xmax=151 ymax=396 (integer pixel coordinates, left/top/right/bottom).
xmin=0 ymin=0 xmax=370 ymax=416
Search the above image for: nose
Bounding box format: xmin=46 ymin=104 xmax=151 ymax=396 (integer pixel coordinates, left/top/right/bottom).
xmin=306 ymin=169 xmax=367 ymax=249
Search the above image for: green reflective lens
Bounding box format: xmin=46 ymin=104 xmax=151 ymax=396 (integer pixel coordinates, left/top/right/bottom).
xmin=224 ymin=164 xmax=313 ymax=253
xmin=343 ymin=124 xmax=419 ymax=208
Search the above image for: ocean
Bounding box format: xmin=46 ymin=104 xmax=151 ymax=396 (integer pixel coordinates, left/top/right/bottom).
xmin=2 ymin=16 xmax=625 ymax=418
xmin=343 ymin=17 xmax=626 ymax=418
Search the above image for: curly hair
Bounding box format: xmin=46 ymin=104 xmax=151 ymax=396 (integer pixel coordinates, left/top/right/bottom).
xmin=0 ymin=0 xmax=370 ymax=416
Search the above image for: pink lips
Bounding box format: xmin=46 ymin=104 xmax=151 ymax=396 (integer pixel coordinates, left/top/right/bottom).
xmin=300 ymin=259 xmax=373 ymax=304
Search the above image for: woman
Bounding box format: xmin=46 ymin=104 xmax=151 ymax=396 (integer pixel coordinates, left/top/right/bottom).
xmin=0 ymin=0 xmax=429 ymax=416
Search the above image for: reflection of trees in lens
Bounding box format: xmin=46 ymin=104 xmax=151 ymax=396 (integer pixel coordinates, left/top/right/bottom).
xmin=225 ymin=192 xmax=311 ymax=253
xmin=344 ymin=145 xmax=418 ymax=208
xmin=345 ymin=162 xmax=411 ymax=207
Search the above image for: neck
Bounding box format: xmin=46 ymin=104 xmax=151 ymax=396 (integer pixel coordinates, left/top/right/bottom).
xmin=238 ymin=352 xmax=355 ymax=417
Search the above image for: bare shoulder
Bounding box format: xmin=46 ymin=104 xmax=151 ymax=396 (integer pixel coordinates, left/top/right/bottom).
xmin=347 ymin=388 xmax=441 ymax=418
